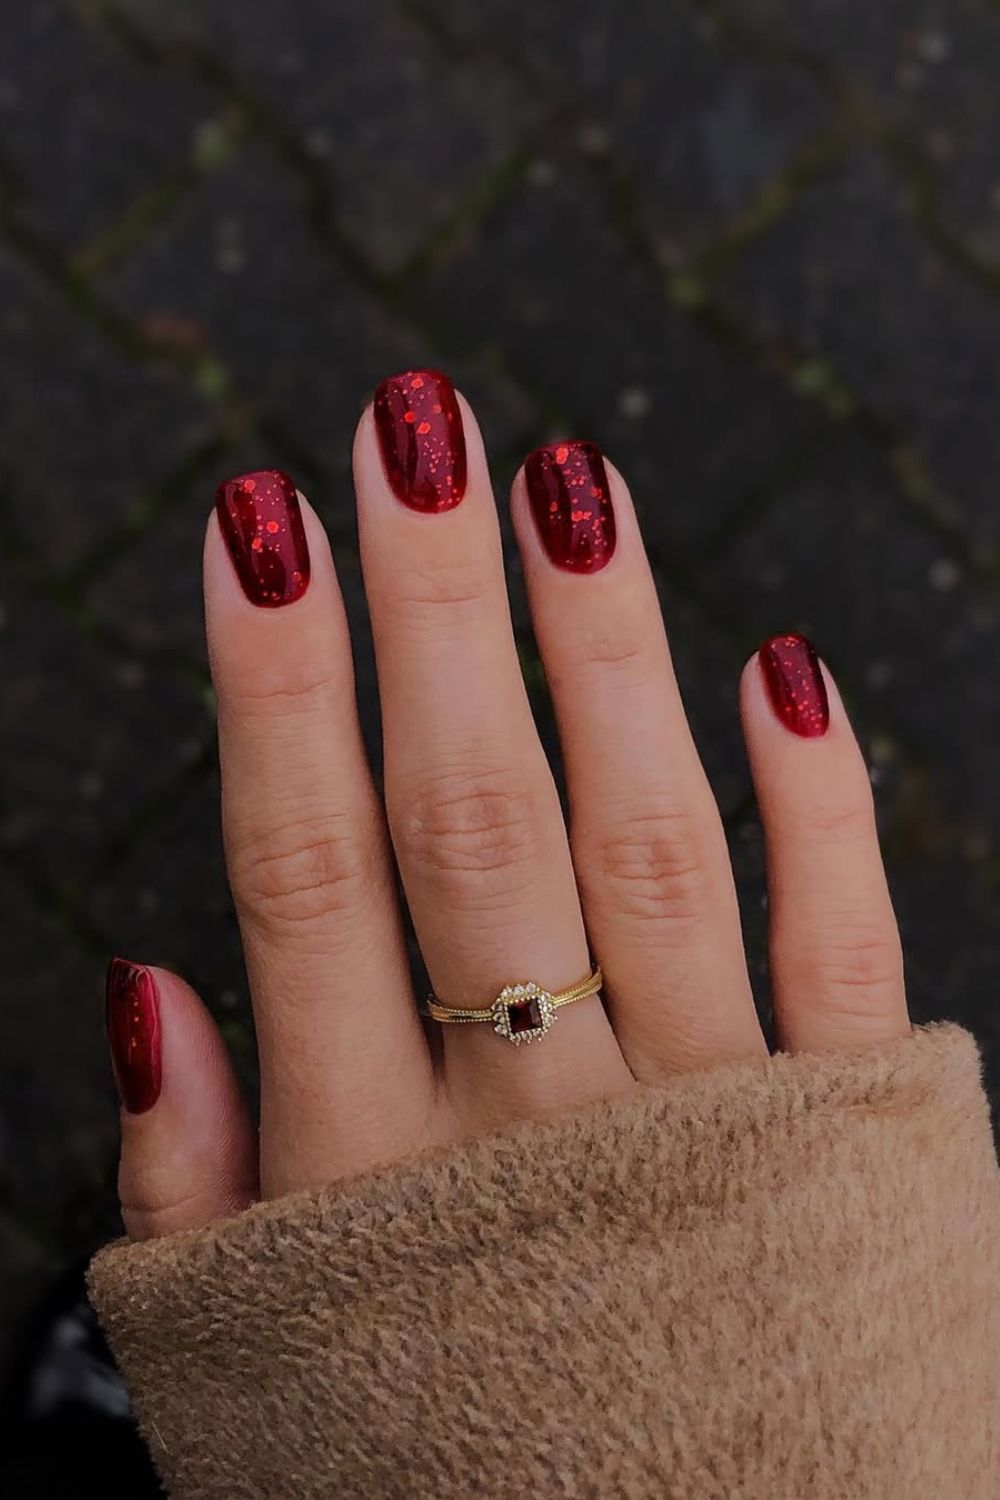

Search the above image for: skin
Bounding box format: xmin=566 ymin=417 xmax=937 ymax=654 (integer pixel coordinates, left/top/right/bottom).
xmin=114 ymin=391 xmax=910 ymax=1239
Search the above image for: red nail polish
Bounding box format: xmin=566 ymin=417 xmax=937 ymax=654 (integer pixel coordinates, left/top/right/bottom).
xmin=215 ymin=469 xmax=310 ymax=607
xmin=524 ymin=440 xmax=617 ymax=573
xmin=373 ymin=368 xmax=466 ymax=512
xmin=106 ymin=958 xmax=162 ymax=1114
xmin=759 ymin=633 xmax=830 ymax=738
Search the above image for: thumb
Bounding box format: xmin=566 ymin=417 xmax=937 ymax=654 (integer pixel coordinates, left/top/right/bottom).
xmin=105 ymin=958 xmax=258 ymax=1240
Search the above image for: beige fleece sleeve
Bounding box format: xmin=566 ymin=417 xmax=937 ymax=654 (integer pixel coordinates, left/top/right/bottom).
xmin=88 ymin=1023 xmax=1000 ymax=1499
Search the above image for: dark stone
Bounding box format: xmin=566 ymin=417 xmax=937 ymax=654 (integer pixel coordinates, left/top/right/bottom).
xmin=507 ymin=996 xmax=544 ymax=1035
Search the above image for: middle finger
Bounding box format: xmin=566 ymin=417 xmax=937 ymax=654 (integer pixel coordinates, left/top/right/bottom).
xmin=354 ymin=372 xmax=632 ymax=1127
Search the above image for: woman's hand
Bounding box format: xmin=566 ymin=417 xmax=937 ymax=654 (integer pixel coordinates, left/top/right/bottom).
xmin=105 ymin=370 xmax=910 ymax=1234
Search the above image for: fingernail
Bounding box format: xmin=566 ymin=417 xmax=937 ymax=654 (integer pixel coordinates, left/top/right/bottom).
xmin=215 ymin=469 xmax=310 ymax=607
xmin=524 ymin=440 xmax=617 ymax=573
xmin=106 ymin=958 xmax=162 ymax=1114
xmin=373 ymin=368 xmax=466 ymax=513
xmin=759 ymin=633 xmax=830 ymax=738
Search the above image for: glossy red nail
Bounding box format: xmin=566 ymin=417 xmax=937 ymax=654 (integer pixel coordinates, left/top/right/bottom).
xmin=524 ymin=440 xmax=616 ymax=573
xmin=759 ymin=633 xmax=830 ymax=738
xmin=373 ymin=368 xmax=466 ymax=512
xmin=215 ymin=469 xmax=310 ymax=607
xmin=106 ymin=958 xmax=162 ymax=1114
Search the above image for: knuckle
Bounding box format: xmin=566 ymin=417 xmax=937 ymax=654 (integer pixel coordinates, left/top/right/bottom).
xmin=579 ymin=803 xmax=716 ymax=931
xmin=793 ymin=925 xmax=904 ymax=1016
xmin=559 ymin=615 xmax=653 ymax=677
xmin=120 ymin=1180 xmax=249 ymax=1241
xmin=394 ymin=764 xmax=538 ymax=890
xmin=388 ymin=551 xmax=495 ymax=614
xmin=797 ymin=797 xmax=877 ymax=847
xmin=229 ymin=810 xmax=375 ymax=934
xmin=227 ymin=658 xmax=348 ymax=717
xmin=817 ymin=929 xmax=904 ymax=996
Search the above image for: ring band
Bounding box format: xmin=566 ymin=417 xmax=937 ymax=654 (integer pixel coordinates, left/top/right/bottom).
xmin=426 ymin=966 xmax=602 ymax=1046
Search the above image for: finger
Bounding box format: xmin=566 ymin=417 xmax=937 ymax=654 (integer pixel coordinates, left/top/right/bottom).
xmin=107 ymin=959 xmax=257 ymax=1240
xmin=354 ymin=374 xmax=632 ymax=1128
xmin=206 ymin=472 xmax=435 ymax=1197
xmin=741 ymin=634 xmax=910 ymax=1053
xmin=511 ymin=444 xmax=765 ymax=1081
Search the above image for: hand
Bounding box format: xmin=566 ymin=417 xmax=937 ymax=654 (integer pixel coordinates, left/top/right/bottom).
xmin=104 ymin=370 xmax=910 ymax=1235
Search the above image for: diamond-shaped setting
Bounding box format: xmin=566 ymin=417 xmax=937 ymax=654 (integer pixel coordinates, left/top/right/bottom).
xmin=491 ymin=981 xmax=556 ymax=1045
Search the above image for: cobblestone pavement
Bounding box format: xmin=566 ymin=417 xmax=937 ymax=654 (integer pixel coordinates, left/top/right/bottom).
xmin=1 ymin=0 xmax=999 ymax=1372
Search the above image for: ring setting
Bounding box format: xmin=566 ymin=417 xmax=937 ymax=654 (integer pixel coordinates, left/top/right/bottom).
xmin=491 ymin=982 xmax=555 ymax=1045
xmin=426 ymin=965 xmax=602 ymax=1046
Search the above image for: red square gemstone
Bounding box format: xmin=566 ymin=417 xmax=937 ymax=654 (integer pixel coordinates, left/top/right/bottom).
xmin=508 ymin=996 xmax=543 ymax=1035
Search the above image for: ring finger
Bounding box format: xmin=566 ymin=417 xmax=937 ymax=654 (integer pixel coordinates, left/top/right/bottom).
xmin=205 ymin=475 xmax=433 ymax=1195
xmin=354 ymin=373 xmax=632 ymax=1127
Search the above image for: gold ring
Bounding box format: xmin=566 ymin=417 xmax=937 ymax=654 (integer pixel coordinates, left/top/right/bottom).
xmin=426 ymin=966 xmax=602 ymax=1046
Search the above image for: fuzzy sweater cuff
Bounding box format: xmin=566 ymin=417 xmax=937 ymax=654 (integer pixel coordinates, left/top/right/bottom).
xmin=88 ymin=1023 xmax=1000 ymax=1498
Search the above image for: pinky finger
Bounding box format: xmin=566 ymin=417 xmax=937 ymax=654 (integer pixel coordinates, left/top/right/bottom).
xmin=106 ymin=959 xmax=258 ymax=1240
xmin=740 ymin=635 xmax=910 ymax=1055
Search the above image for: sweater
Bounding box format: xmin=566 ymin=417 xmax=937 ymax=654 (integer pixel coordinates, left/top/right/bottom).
xmin=88 ymin=1022 xmax=1000 ymax=1498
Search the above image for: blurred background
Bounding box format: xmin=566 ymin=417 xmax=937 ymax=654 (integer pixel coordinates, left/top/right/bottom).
xmin=1 ymin=0 xmax=998 ymax=1468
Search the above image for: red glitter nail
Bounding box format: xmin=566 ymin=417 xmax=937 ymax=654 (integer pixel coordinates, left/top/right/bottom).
xmin=106 ymin=958 xmax=162 ymax=1114
xmin=215 ymin=469 xmax=310 ymax=607
xmin=524 ymin=440 xmax=617 ymax=574
xmin=759 ymin=633 xmax=830 ymax=738
xmin=373 ymin=369 xmax=466 ymax=513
